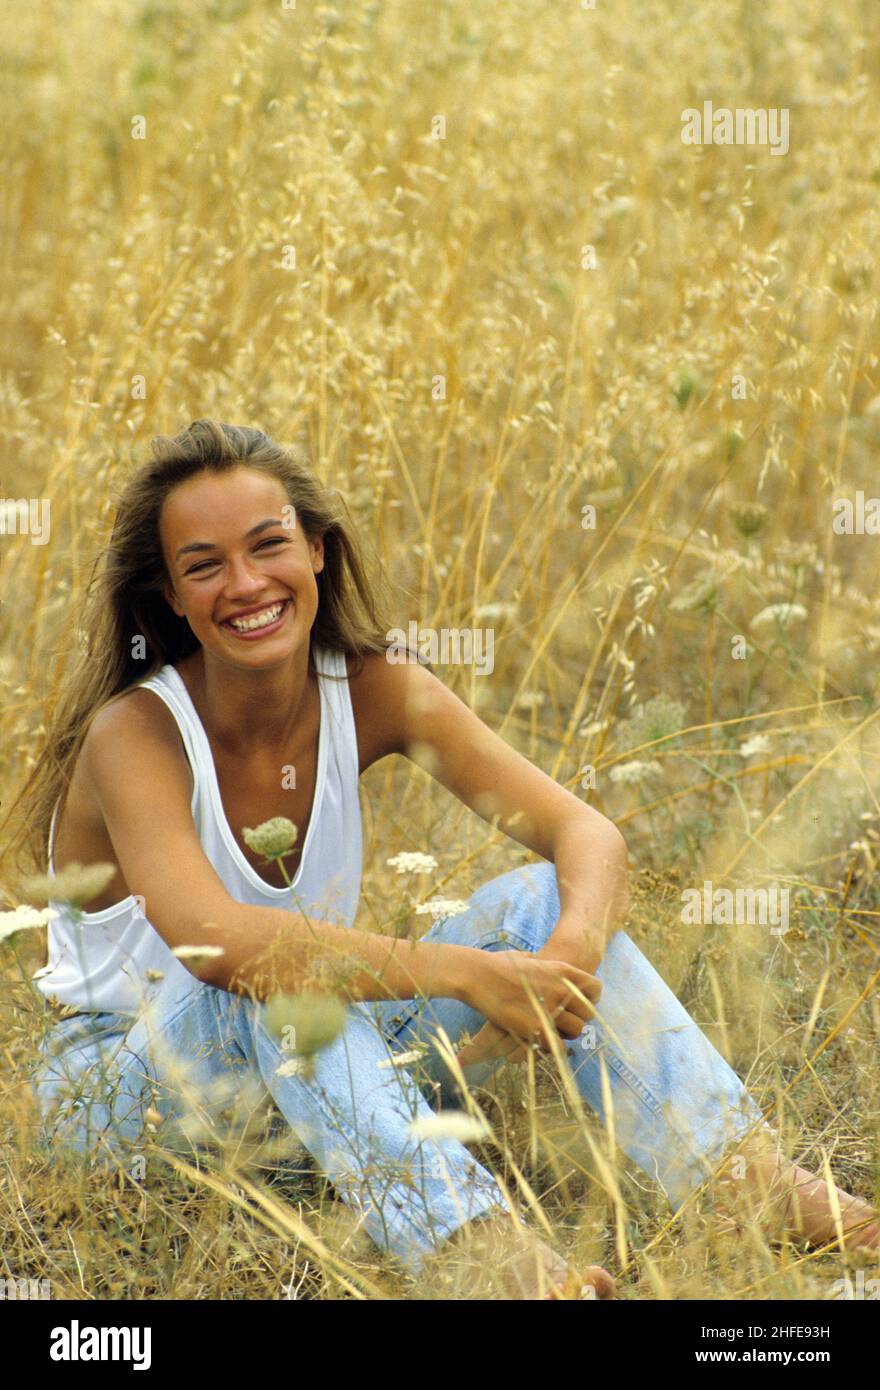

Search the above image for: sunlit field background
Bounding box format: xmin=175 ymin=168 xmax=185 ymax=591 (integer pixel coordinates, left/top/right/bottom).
xmin=2 ymin=0 xmax=880 ymax=1300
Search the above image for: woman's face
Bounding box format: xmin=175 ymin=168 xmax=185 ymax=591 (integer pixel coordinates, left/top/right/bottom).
xmin=160 ymin=466 xmax=324 ymax=665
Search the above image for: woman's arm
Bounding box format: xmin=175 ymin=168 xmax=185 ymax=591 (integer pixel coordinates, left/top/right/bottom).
xmin=85 ymin=693 xmax=607 ymax=1051
xmin=364 ymin=655 xmax=629 ymax=972
xmin=83 ymin=694 xmax=476 ymax=1006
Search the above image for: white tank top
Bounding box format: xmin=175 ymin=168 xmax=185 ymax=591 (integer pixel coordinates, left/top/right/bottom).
xmin=33 ymin=645 xmax=363 ymax=1017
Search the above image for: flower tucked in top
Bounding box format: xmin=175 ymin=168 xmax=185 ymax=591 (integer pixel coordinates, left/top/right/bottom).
xmin=242 ymin=817 xmax=298 ymax=858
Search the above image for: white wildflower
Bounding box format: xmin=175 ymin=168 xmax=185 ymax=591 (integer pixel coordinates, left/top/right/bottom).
xmin=739 ymin=734 xmax=771 ymax=758
xmin=414 ymin=898 xmax=470 ymax=918
xmin=22 ymin=862 xmax=116 ymax=908
xmin=171 ymin=945 xmax=225 ymax=963
xmin=242 ymin=817 xmax=298 ymax=858
xmin=408 ymin=1112 xmax=493 ymax=1143
xmin=387 ymin=852 xmax=438 ymax=875
xmin=275 ymin=1057 xmax=309 ymax=1079
xmin=0 ymin=905 xmax=57 ymax=944
xmin=376 ymin=1048 xmax=426 ymax=1069
xmin=609 ymin=760 xmax=660 ymax=785
xmin=670 ymin=575 xmax=719 ymax=613
xmin=515 ymin=691 xmax=547 ymax=710
xmin=474 ymin=602 xmax=518 ymax=621
xmin=751 ymin=603 xmax=808 ymax=630
xmin=263 ymin=992 xmax=348 ymax=1056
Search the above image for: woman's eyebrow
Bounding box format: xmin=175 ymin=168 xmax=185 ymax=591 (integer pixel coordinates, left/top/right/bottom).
xmin=175 ymin=518 xmax=283 ymax=560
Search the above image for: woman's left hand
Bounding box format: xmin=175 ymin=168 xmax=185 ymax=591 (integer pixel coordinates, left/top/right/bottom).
xmin=454 ymin=922 xmax=605 ymax=1070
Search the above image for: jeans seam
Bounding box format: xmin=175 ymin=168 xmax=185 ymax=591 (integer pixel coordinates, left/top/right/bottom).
xmin=600 ymin=1047 xmax=665 ymax=1119
xmin=593 ymin=1037 xmax=749 ymax=1196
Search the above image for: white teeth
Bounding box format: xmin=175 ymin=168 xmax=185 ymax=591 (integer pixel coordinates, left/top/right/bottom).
xmin=227 ymin=601 xmax=284 ymax=632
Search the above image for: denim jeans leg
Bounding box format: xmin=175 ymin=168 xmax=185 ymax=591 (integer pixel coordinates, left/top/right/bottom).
xmin=34 ymin=975 xmax=510 ymax=1279
xmin=366 ymin=861 xmax=776 ymax=1213
xmin=213 ymin=986 xmax=510 ymax=1275
xmin=31 ymin=1010 xmax=164 ymax=1164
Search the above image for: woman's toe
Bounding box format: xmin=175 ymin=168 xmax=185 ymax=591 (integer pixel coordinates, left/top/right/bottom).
xmin=544 ymin=1264 xmax=616 ymax=1300
xmin=581 ymin=1265 xmax=617 ymax=1299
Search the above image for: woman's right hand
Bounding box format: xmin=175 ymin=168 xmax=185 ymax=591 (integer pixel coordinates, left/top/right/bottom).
xmin=460 ymin=948 xmax=602 ymax=1061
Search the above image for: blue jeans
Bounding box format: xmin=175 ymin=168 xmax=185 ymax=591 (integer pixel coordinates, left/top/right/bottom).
xmin=30 ymin=863 xmax=774 ymax=1278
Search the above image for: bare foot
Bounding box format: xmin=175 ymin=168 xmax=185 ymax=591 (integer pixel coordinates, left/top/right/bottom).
xmin=441 ymin=1216 xmax=616 ymax=1300
xmin=716 ymin=1134 xmax=880 ymax=1254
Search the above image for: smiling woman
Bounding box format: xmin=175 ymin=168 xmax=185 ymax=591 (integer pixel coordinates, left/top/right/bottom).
xmin=7 ymin=419 xmax=878 ymax=1302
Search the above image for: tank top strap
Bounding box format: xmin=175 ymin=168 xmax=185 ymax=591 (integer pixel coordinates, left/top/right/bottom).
xmin=314 ymin=645 xmax=359 ymax=783
xmin=136 ymin=666 xmax=203 ymax=808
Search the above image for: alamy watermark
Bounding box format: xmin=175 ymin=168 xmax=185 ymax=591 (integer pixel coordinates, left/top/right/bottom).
xmin=681 ymin=881 xmax=790 ymax=935
xmin=1 ymin=497 xmax=51 ymax=545
xmin=681 ymin=101 xmax=789 ymax=156
xmin=386 ymin=623 xmax=494 ymax=676
xmin=49 ymin=1321 xmax=151 ymax=1369
xmin=832 ymin=491 xmax=880 ymax=534
xmin=830 ymin=1270 xmax=880 ymax=1300
xmin=1 ymin=1276 xmax=51 ymax=1299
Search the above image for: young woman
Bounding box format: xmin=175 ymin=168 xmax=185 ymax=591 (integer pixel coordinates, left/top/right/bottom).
xmin=14 ymin=419 xmax=878 ymax=1300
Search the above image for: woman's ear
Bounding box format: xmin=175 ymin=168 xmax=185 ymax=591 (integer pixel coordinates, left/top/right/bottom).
xmin=310 ymin=536 xmax=325 ymax=575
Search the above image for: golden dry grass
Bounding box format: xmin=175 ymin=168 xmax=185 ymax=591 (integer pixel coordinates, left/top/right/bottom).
xmin=1 ymin=0 xmax=879 ymax=1299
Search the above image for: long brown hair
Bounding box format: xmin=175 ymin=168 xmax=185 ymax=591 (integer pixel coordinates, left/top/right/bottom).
xmin=4 ymin=419 xmax=404 ymax=880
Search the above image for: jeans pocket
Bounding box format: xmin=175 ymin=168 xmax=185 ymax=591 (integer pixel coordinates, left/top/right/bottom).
xmin=475 ymin=929 xmax=534 ymax=953
xmin=381 ymin=999 xmax=424 ymax=1039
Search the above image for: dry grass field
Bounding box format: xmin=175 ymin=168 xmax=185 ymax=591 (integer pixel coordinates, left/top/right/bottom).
xmin=1 ymin=0 xmax=879 ymax=1300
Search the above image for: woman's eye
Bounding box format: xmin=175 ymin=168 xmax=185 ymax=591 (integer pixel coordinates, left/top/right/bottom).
xmin=186 ymin=537 xmax=286 ymax=575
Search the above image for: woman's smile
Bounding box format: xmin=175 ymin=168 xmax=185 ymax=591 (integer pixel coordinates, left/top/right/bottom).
xmin=219 ymin=597 xmax=292 ymax=640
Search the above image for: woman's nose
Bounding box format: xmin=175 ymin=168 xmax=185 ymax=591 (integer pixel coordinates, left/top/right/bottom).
xmin=224 ymin=555 xmax=265 ymax=594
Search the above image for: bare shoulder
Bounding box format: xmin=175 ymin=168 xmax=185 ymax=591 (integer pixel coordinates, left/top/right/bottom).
xmin=53 ymin=679 xmax=201 ymax=919
xmin=344 ymin=649 xmax=450 ymax=771
xmin=82 ymin=682 xmax=190 ymax=787
xmin=343 ymin=649 xmax=400 ymax=770
xmin=84 ymin=678 xmax=184 ymax=756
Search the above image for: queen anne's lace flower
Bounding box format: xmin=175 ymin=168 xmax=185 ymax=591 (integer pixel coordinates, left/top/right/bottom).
xmin=22 ymin=863 xmax=116 ymax=908
xmin=171 ymin=945 xmax=225 ymax=963
xmin=408 ymin=1112 xmax=492 ymax=1142
xmin=386 ymin=852 xmax=438 ymax=874
xmin=0 ymin=905 xmax=57 ymax=944
xmin=377 ymin=1049 xmax=426 ymax=1069
xmin=263 ymin=992 xmax=347 ymax=1057
xmin=414 ymin=898 xmax=469 ymax=918
xmin=618 ymin=694 xmax=686 ymax=749
xmin=242 ymin=817 xmax=298 ymax=858
xmin=609 ymin=760 xmax=660 ymax=785
xmin=739 ymin=734 xmax=772 ymax=758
